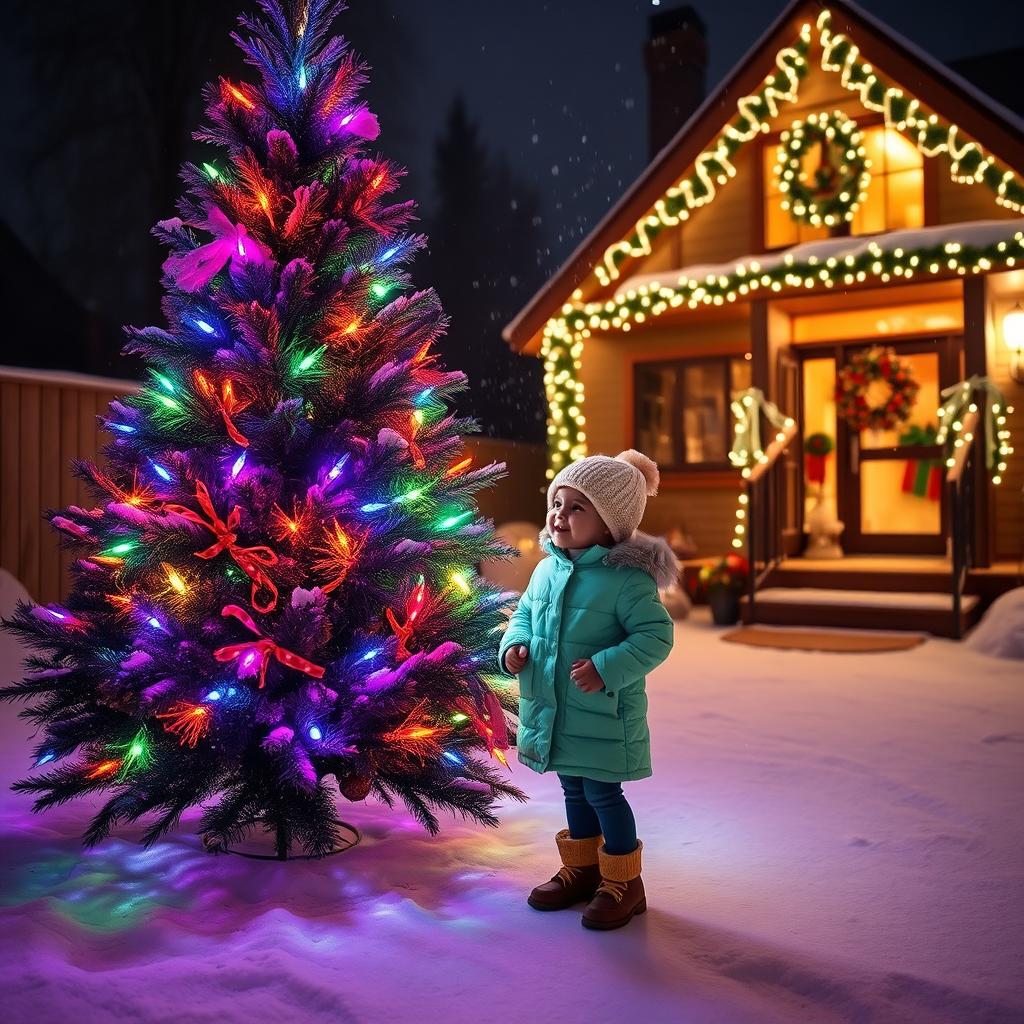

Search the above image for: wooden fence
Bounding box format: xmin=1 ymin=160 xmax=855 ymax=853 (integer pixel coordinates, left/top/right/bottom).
xmin=0 ymin=366 xmax=546 ymax=604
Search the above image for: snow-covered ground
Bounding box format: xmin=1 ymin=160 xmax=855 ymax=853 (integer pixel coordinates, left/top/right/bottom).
xmin=1 ymin=573 xmax=1022 ymax=1024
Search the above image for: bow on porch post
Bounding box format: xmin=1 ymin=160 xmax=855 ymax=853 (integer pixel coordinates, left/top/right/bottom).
xmin=728 ymin=388 xmax=797 ymax=621
xmin=935 ymin=375 xmax=1014 ymax=484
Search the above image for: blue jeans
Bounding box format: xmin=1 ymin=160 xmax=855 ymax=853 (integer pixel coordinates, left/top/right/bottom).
xmin=557 ymin=773 xmax=638 ymax=856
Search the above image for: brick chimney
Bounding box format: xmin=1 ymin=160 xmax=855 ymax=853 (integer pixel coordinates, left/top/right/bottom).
xmin=645 ymin=4 xmax=708 ymax=159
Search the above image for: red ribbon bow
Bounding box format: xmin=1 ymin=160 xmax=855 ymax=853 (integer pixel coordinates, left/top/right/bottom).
xmin=213 ymin=604 xmax=325 ymax=689
xmin=194 ymin=372 xmax=251 ymax=447
xmin=165 ymin=480 xmax=279 ymax=612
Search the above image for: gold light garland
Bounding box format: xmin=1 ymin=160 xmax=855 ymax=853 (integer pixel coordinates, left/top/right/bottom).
xmin=539 ymin=6 xmax=1024 ymax=478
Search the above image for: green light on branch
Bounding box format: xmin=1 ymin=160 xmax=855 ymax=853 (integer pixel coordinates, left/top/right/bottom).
xmin=104 ymin=540 xmax=137 ymax=556
xmin=114 ymin=727 xmax=152 ymax=776
xmin=371 ymin=282 xmax=391 ymax=300
xmin=153 ymin=372 xmax=176 ymax=394
xmin=201 ymin=162 xmax=221 ymax=181
xmin=437 ymin=510 xmax=473 ymax=531
xmin=293 ymin=344 xmax=327 ymax=375
xmin=394 ymin=487 xmax=424 ymax=504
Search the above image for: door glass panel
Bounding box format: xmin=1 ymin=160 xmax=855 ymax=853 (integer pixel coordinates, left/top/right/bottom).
xmin=860 ymin=459 xmax=941 ymax=534
xmin=802 ymin=357 xmax=838 ymax=526
xmin=682 ymin=363 xmax=726 ymax=463
xmin=635 ymin=365 xmax=676 ymax=466
xmin=860 ymin=351 xmax=941 ymax=449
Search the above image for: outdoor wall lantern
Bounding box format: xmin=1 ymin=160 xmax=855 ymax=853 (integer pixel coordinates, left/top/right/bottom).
xmin=1004 ymin=302 xmax=1024 ymax=384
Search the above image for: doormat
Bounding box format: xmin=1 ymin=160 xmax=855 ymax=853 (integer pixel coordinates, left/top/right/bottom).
xmin=721 ymin=626 xmax=926 ymax=653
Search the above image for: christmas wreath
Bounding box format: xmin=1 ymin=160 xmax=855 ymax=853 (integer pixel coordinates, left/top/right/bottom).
xmin=835 ymin=346 xmax=919 ymax=432
xmin=775 ymin=110 xmax=871 ymax=227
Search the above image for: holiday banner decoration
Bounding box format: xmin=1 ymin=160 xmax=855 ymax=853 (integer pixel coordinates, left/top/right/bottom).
xmin=899 ymin=425 xmax=942 ymax=501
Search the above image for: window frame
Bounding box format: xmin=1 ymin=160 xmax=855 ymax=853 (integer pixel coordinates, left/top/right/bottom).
xmin=632 ymin=354 xmax=751 ymax=473
xmin=754 ymin=113 xmax=933 ymax=253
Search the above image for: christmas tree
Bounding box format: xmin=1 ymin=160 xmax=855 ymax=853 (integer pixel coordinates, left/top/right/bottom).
xmin=1 ymin=0 xmax=524 ymax=859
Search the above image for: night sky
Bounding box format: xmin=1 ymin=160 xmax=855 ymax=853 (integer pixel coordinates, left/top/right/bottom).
xmin=392 ymin=0 xmax=1023 ymax=263
xmin=0 ymin=0 xmax=1020 ymax=376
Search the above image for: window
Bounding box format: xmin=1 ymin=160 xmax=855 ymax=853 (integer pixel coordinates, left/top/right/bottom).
xmin=763 ymin=125 xmax=924 ymax=249
xmin=634 ymin=355 xmax=752 ymax=469
xmin=850 ymin=127 xmax=924 ymax=235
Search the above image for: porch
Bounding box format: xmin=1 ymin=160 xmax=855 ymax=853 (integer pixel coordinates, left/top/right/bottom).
xmin=740 ymin=553 xmax=1020 ymax=638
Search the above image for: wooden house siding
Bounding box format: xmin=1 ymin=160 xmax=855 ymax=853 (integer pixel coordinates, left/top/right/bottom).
xmin=0 ymin=369 xmax=129 ymax=605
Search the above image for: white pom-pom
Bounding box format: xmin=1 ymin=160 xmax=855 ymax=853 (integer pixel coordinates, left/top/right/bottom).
xmin=616 ymin=449 xmax=659 ymax=496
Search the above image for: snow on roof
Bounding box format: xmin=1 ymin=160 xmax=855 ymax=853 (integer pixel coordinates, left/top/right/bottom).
xmin=613 ymin=219 xmax=1024 ymax=300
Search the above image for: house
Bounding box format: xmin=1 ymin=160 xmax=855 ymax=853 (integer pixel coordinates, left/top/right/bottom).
xmin=504 ymin=0 xmax=1023 ymax=636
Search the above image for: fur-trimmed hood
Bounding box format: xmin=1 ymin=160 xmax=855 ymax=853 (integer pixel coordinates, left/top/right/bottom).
xmin=539 ymin=527 xmax=680 ymax=590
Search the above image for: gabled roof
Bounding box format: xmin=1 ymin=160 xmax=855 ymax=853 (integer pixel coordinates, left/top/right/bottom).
xmin=503 ymin=0 xmax=1024 ymax=353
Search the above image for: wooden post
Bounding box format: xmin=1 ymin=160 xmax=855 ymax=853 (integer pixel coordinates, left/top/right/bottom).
xmin=963 ymin=278 xmax=991 ymax=567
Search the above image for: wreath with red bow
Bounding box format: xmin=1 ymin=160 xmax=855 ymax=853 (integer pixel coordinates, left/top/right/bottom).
xmin=835 ymin=346 xmax=919 ymax=432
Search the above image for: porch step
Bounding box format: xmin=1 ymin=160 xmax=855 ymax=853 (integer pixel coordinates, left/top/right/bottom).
xmin=742 ymin=587 xmax=981 ymax=638
xmin=763 ymin=563 xmax=954 ymax=593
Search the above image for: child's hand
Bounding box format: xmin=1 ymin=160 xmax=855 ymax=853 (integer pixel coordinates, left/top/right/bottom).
xmin=570 ymin=658 xmax=605 ymax=693
xmin=505 ymin=644 xmax=529 ymax=673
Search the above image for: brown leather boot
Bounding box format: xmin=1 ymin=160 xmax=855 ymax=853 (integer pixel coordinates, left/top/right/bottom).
xmin=581 ymin=840 xmax=646 ymax=930
xmin=527 ymin=830 xmax=603 ymax=911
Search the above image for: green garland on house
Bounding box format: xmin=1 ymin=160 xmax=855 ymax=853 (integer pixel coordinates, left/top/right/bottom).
xmin=596 ymin=25 xmax=813 ymax=284
xmin=816 ymin=10 xmax=1024 ymax=213
xmin=567 ymin=232 xmax=1024 ymax=331
xmin=544 ymin=6 xmax=1024 ymax=479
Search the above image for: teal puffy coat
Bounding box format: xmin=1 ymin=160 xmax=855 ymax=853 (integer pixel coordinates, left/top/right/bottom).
xmin=498 ymin=529 xmax=678 ymax=783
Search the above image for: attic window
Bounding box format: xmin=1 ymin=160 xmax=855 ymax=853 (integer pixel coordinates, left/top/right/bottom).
xmin=763 ymin=126 xmax=924 ymax=250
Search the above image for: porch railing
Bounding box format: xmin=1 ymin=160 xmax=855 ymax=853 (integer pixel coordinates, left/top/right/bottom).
xmin=744 ymin=421 xmax=798 ymax=621
xmin=946 ymin=407 xmax=979 ymax=639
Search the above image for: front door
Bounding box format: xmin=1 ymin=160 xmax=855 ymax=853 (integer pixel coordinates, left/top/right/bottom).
xmin=799 ymin=337 xmax=957 ymax=556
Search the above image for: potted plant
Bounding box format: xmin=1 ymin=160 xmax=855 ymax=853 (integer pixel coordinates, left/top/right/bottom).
xmin=698 ymin=555 xmax=749 ymax=626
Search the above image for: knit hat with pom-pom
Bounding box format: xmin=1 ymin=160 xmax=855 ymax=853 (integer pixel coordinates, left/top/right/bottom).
xmin=547 ymin=449 xmax=660 ymax=543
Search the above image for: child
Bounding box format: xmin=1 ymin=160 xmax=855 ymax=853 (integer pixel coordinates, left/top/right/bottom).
xmin=498 ymin=449 xmax=678 ymax=930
